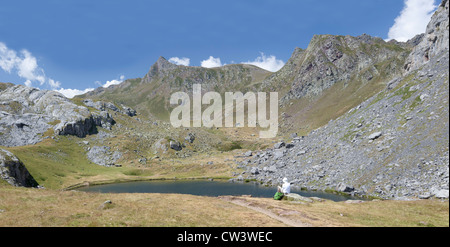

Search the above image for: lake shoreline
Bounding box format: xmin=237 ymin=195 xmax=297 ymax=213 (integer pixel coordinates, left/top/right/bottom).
xmin=72 ymin=177 xmax=366 ymax=202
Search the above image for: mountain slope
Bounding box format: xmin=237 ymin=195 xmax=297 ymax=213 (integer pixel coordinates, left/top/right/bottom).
xmin=261 ymin=34 xmax=413 ymax=135
xmin=82 ymin=57 xmax=272 ymax=121
xmin=244 ymin=0 xmax=449 ymax=199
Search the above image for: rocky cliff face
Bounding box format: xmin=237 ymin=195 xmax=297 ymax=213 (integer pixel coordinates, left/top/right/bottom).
xmin=262 ymin=34 xmax=412 ymax=105
xmin=405 ymin=0 xmax=449 ymax=72
xmin=0 ymin=149 xmax=38 ymax=187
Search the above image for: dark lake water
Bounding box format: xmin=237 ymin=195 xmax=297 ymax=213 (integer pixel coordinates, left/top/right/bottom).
xmin=78 ymin=179 xmax=358 ymax=202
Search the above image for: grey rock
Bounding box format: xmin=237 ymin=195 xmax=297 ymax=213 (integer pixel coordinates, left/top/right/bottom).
xmin=83 ymin=99 xmax=136 ymax=117
xmin=434 ymin=189 xmax=449 ymax=199
xmin=368 ymin=132 xmax=382 ymax=140
xmin=170 ymin=141 xmax=182 ymax=151
xmin=274 ymin=141 xmax=285 ymax=149
xmin=418 ymin=193 xmax=432 ymax=199
xmin=345 ymin=200 xmax=365 ymax=204
xmin=121 ymin=105 xmax=137 ymax=117
xmin=99 ymin=200 xmax=113 ymax=210
xmin=87 ymin=146 xmax=122 ymax=167
xmin=336 ymin=183 xmax=355 ymax=193
xmin=185 ymin=133 xmax=195 ymax=143
xmin=152 ymin=138 xmax=169 ymax=154
xmin=283 ymin=193 xmax=314 ymax=203
xmin=0 ymin=85 xmax=120 ymax=146
xmin=266 ymin=166 xmax=277 ymax=173
xmin=404 ymin=0 xmax=449 ymax=72
xmin=273 ymin=150 xmax=285 ymax=160
xmin=250 ymin=167 xmax=260 ymax=175
xmin=286 ymin=143 xmax=295 ymax=149
xmin=0 ymin=149 xmax=38 ymax=187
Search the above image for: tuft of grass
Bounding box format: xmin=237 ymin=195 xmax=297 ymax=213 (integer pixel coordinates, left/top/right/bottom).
xmin=216 ymin=141 xmax=242 ymax=152
xmin=3 ymin=137 xmax=121 ymax=189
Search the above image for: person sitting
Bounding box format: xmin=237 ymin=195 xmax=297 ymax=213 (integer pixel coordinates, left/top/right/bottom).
xmin=274 ymin=177 xmax=290 ymax=200
xmin=278 ymin=177 xmax=291 ymax=194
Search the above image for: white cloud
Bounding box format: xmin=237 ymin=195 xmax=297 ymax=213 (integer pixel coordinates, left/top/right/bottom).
xmin=241 ymin=52 xmax=285 ymax=72
xmin=17 ymin=50 xmax=46 ymax=85
xmin=56 ymin=75 xmax=125 ymax=99
xmin=201 ymin=56 xmax=223 ymax=68
xmin=0 ymin=42 xmax=19 ymax=73
xmin=0 ymin=41 xmax=59 ymax=89
xmin=169 ymin=57 xmax=190 ymax=66
xmin=56 ymin=87 xmax=95 ymax=99
xmin=48 ymin=78 xmax=61 ymax=89
xmin=95 ymin=75 xmax=125 ymax=88
xmin=387 ymin=0 xmax=437 ymax=42
xmin=1 ymin=41 xmax=126 ymax=99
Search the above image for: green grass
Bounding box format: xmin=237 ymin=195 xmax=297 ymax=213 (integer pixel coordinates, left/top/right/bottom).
xmin=3 ymin=137 xmax=122 ymax=189
xmin=216 ymin=141 xmax=242 ymax=152
xmin=409 ymin=95 xmax=423 ymax=110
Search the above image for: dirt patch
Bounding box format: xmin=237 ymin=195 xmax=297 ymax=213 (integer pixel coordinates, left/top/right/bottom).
xmin=219 ymin=196 xmax=310 ymax=227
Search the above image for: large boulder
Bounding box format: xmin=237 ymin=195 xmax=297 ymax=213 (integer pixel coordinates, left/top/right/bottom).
xmin=283 ymin=193 xmax=314 ymax=203
xmin=336 ymin=183 xmax=355 ymax=193
xmin=0 ymin=149 xmax=38 ymax=187
xmin=170 ymin=141 xmax=182 ymax=151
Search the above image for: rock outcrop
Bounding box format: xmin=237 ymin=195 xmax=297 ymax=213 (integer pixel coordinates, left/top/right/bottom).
xmin=0 ymin=149 xmax=38 ymax=187
xmin=0 ymin=84 xmax=122 ymax=147
xmin=86 ymin=145 xmax=122 ymax=167
xmin=404 ymin=0 xmax=449 ymax=72
xmin=261 ymin=33 xmax=412 ymax=105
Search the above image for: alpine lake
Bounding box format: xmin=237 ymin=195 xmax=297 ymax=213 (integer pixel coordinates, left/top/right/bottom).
xmin=77 ymin=179 xmax=362 ymax=202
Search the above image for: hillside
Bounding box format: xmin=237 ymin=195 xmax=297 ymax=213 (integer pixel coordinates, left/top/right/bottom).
xmin=263 ymin=34 xmax=414 ymax=135
xmin=81 ymin=57 xmax=272 ymax=121
xmin=243 ymin=0 xmax=449 ymax=200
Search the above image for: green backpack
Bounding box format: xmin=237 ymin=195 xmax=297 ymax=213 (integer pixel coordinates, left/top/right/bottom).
xmin=273 ymin=192 xmax=284 ymax=200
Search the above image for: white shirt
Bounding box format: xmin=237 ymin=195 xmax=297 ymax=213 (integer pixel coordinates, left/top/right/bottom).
xmin=281 ymin=182 xmax=291 ymax=194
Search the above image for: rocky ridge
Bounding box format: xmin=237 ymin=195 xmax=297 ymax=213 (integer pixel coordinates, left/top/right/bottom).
xmin=0 ymin=148 xmax=38 ymax=187
xmin=261 ymin=33 xmax=412 ymax=105
xmin=0 ymin=83 xmax=135 ymax=147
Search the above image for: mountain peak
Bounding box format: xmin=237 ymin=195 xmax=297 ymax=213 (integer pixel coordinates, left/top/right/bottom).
xmin=157 ymin=56 xmax=168 ymax=63
xmin=404 ymin=0 xmax=449 ymax=72
xmin=143 ymin=56 xmax=178 ymax=83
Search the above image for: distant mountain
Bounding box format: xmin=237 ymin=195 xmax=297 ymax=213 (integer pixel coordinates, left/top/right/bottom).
xmin=82 ymin=57 xmax=272 ymax=120
xmin=82 ymin=32 xmax=413 ymax=134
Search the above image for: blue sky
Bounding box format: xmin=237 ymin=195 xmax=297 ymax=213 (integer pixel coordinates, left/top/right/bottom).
xmin=0 ymin=0 xmax=438 ymax=97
